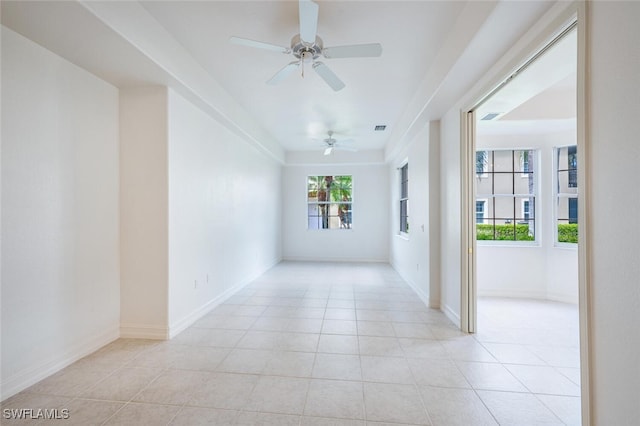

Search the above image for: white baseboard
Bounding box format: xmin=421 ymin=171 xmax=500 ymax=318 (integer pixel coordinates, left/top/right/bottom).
xmin=168 ymin=257 xmax=282 ymax=339
xmin=282 ymin=256 xmax=387 ymax=263
xmin=443 ymin=303 xmax=461 ymax=327
xmin=169 ymin=280 xmax=253 ymax=339
xmin=168 ymin=283 xmax=243 ymax=338
xmin=408 ymin=282 xmax=430 ymax=309
xmin=477 ymin=289 xmax=548 ymax=299
xmin=1 ymin=259 xmax=283 ymax=402
xmin=0 ymin=324 xmax=119 ymax=402
xmin=543 ymin=292 xmax=579 ymax=305
xmin=119 ymin=323 xmax=169 ymax=340
xmin=389 ymin=262 xmax=430 ymax=309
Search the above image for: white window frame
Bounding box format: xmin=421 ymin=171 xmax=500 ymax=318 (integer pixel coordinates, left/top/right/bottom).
xmin=554 ymin=145 xmax=578 ymax=246
xmin=520 ymin=150 xmax=532 ymax=178
xmin=399 ymin=162 xmax=409 ymax=235
xmin=476 ymin=149 xmax=538 ymax=244
xmin=307 ymin=175 xmax=353 ymax=231
xmin=521 ymin=198 xmax=531 ymax=221
xmin=476 ymin=198 xmax=488 ymax=224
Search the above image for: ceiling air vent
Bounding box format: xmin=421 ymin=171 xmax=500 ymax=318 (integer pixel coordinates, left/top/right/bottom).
xmin=374 ymin=125 xmax=387 ymax=131
xmin=480 ymin=112 xmax=502 ymax=121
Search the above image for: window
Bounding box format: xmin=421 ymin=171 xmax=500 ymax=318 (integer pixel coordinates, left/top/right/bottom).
xmin=520 ymin=150 xmax=532 ymax=177
xmin=568 ymin=198 xmax=578 ymax=223
xmin=567 ymin=145 xmax=578 ymax=188
xmin=476 ymin=149 xmax=537 ymax=241
xmin=476 ymin=200 xmax=486 ymax=224
xmin=522 ymin=199 xmax=531 ymax=221
xmin=307 ymin=175 xmax=352 ymax=230
xmin=476 ymin=151 xmax=488 ymax=177
xmin=521 ymin=150 xmax=531 ymax=173
xmin=556 ymin=145 xmax=578 ymax=243
xmin=399 ymin=164 xmax=409 ymax=233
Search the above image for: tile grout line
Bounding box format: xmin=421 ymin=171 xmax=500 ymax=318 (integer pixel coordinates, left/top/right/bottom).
xmin=98 ymin=363 xmax=172 ymax=426
xmin=8 ymin=264 xmax=581 ymax=425
xmin=297 ymin=284 xmax=327 ymax=424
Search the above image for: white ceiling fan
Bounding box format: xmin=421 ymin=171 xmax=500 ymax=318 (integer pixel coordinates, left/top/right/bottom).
xmin=319 ymin=131 xmax=357 ymax=155
xmin=229 ymin=0 xmax=382 ymax=91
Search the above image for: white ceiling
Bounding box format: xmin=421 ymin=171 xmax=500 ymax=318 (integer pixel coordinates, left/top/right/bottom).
xmin=2 ymin=0 xmax=562 ymax=157
xmin=477 ymin=27 xmax=577 ymax=135
xmin=137 ymin=1 xmax=466 ymax=152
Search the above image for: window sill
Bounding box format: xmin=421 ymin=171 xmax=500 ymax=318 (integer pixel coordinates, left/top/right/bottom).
xmin=554 ymin=242 xmax=578 ymax=250
xmin=396 ymin=233 xmax=409 ymax=241
xmin=307 ymin=228 xmax=354 ymax=231
xmin=477 ymin=240 xmax=540 ymax=248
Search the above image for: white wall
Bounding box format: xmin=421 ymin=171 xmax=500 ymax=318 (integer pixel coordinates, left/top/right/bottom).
xmin=439 ymin=110 xmax=463 ymax=323
xmin=282 ymin=154 xmax=388 ymax=263
xmin=120 ymin=87 xmax=283 ymax=338
xmin=1 ymin=27 xmax=120 ymax=398
xmin=119 ymin=87 xmax=170 ymax=339
xmin=476 ymin=130 xmax=579 ymax=303
xmin=438 ymin=2 xmax=640 ymax=421
xmin=588 ymin=2 xmax=640 ymax=423
xmin=389 ymin=122 xmax=438 ymax=307
xmin=167 ymin=89 xmax=282 ymax=334
xmin=428 ymin=122 xmax=442 ymax=307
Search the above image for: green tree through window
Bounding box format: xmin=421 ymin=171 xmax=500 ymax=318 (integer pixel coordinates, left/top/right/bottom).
xmin=308 ymin=175 xmax=352 ymax=229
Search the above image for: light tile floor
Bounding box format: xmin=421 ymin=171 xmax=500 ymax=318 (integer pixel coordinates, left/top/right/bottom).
xmin=2 ymin=262 xmax=581 ymax=425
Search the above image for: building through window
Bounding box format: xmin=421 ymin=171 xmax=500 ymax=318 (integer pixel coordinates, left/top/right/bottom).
xmin=476 ymin=200 xmax=486 ymax=224
xmin=307 ymin=175 xmax=352 ymax=229
xmin=556 ymin=145 xmax=578 ymax=243
xmin=476 ymin=149 xmax=537 ymax=241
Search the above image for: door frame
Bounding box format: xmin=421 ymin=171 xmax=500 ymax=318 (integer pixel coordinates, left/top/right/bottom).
xmin=459 ymin=2 xmax=591 ymax=424
xmin=460 ymin=110 xmax=476 ymax=334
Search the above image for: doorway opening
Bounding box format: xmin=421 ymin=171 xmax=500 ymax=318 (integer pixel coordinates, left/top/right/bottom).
xmin=462 ymin=21 xmax=585 ymax=424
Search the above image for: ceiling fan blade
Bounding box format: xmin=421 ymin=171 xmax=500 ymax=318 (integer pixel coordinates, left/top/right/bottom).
xmin=313 ymin=62 xmax=345 ymax=91
xmin=229 ymin=36 xmax=290 ymax=54
xmin=324 ymin=146 xmax=333 ymax=156
xmin=323 ymin=43 xmax=383 ymax=59
xmin=267 ymin=61 xmax=300 ymax=85
xmin=299 ymin=0 xmax=319 ymax=44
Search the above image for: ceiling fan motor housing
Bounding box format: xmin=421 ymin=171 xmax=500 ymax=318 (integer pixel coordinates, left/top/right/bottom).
xmin=291 ymin=34 xmax=323 ymax=60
